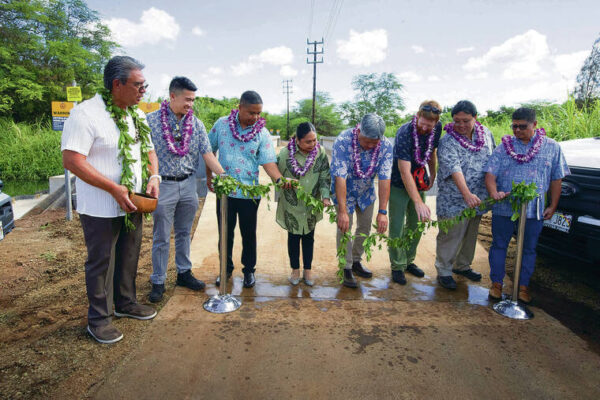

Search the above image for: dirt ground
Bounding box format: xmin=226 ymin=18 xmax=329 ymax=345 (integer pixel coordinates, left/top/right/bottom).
xmin=0 ymin=201 xmax=204 ymax=399
xmin=0 ymin=203 xmax=598 ymax=398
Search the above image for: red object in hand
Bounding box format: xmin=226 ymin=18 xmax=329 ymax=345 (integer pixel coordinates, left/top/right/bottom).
xmin=412 ymin=166 xmax=430 ymax=191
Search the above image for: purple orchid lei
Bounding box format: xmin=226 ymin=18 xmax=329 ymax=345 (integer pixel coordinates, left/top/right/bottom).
xmin=287 ymin=136 xmax=320 ymax=177
xmin=351 ymin=124 xmax=381 ymax=179
xmin=228 ymin=109 xmax=266 ymax=142
xmin=443 ymin=120 xmax=486 ymax=152
xmin=160 ymin=100 xmax=193 ymax=157
xmin=411 ymin=115 xmax=437 ymax=167
xmin=501 ymin=128 xmax=547 ymax=164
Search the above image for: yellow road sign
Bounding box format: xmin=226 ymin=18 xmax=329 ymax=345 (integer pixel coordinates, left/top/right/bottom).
xmin=66 ymin=86 xmax=82 ymax=102
xmin=138 ymin=102 xmax=160 ymax=114
xmin=51 ymin=101 xmax=74 ymax=117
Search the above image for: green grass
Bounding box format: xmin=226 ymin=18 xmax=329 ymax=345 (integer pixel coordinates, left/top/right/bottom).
xmin=0 ymin=118 xmax=63 ymax=182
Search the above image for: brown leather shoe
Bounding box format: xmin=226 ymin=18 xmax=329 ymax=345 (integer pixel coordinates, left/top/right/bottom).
xmin=87 ymin=324 xmax=123 ymax=344
xmin=489 ymin=282 xmax=503 ymax=300
xmin=518 ymin=285 xmax=532 ymax=304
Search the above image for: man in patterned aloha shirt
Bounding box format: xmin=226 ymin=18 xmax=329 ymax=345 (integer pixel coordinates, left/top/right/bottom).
xmin=435 ymin=100 xmax=495 ymax=290
xmin=146 ymin=77 xmax=225 ymax=303
xmin=206 ymin=91 xmax=287 ymax=289
xmin=331 ymin=113 xmax=393 ymax=288
xmin=485 ymin=107 xmax=569 ymax=303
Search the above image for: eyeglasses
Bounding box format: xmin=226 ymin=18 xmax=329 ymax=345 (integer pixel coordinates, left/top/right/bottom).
xmin=511 ymin=123 xmax=530 ymax=131
xmin=131 ymin=82 xmax=149 ymax=92
xmin=420 ymin=105 xmax=441 ymax=114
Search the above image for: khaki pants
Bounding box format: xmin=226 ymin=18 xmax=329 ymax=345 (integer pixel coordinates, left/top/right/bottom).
xmin=434 ymin=215 xmax=482 ymax=277
xmin=336 ymin=203 xmax=374 ymax=269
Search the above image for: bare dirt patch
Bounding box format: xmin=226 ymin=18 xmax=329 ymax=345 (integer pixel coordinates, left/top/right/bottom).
xmin=0 ymin=199 xmax=204 ymax=399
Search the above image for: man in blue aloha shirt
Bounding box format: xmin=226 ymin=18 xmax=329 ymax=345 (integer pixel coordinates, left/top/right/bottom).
xmin=485 ymin=107 xmax=569 ymax=303
xmin=146 ymin=77 xmax=225 ymax=303
xmin=206 ymin=91 xmax=286 ymax=288
xmin=331 ymin=113 xmax=393 ymax=288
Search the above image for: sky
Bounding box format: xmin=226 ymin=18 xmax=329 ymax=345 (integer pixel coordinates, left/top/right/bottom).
xmin=86 ymin=0 xmax=600 ymax=115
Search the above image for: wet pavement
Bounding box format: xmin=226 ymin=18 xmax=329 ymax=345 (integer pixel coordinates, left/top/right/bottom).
xmin=93 ymin=170 xmax=600 ymax=399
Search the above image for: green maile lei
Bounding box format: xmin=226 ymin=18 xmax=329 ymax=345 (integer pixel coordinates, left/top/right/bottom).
xmin=213 ymin=175 xmax=538 ymax=283
xmin=100 ymin=88 xmax=153 ymax=230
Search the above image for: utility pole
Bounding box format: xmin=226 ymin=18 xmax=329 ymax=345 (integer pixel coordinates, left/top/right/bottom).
xmin=306 ymin=38 xmax=324 ymax=125
xmin=282 ymin=79 xmax=293 ymax=139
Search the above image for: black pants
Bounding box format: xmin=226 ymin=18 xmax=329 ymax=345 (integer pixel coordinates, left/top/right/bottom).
xmin=80 ymin=213 xmax=142 ymax=328
xmin=287 ymin=230 xmax=315 ymax=270
xmin=216 ymin=196 xmax=260 ymax=274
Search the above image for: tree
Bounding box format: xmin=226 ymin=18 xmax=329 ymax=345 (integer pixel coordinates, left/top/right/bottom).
xmin=574 ymin=34 xmax=600 ymax=107
xmin=0 ymin=0 xmax=115 ymax=122
xmin=340 ymin=73 xmax=404 ymax=127
xmin=291 ymin=92 xmax=345 ymax=137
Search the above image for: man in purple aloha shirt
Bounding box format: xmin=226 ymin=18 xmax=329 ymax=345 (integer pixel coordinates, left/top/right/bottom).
xmin=206 ymin=91 xmax=286 ymax=288
xmin=485 ymin=107 xmax=569 ymax=303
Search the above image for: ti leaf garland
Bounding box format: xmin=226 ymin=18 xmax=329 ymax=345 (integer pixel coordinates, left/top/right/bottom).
xmin=213 ymin=175 xmax=538 ymax=282
xmin=100 ymin=88 xmax=153 ymax=230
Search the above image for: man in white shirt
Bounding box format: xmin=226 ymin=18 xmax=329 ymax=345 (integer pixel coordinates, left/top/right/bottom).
xmin=62 ymin=56 xmax=160 ymax=344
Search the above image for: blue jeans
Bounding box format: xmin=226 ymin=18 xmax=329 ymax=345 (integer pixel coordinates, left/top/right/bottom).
xmin=151 ymin=179 xmax=198 ymax=285
xmin=489 ymin=214 xmax=544 ymax=286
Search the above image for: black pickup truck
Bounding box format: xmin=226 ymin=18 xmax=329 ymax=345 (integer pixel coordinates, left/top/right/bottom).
xmin=0 ymin=179 xmax=15 ymax=240
xmin=537 ymin=137 xmax=600 ymax=266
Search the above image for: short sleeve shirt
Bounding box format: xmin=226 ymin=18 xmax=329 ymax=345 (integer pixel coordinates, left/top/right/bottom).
xmin=146 ymin=106 xmax=212 ymax=177
xmin=330 ymin=129 xmax=393 ymax=213
xmin=61 ymin=94 xmax=155 ymax=218
xmin=436 ymin=126 xmax=495 ymax=218
xmin=485 ymin=133 xmax=570 ymax=219
xmin=391 ymin=121 xmax=442 ymax=189
xmin=208 ymin=114 xmax=276 ymax=199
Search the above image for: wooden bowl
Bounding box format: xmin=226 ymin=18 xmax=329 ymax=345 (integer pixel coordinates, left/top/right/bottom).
xmin=129 ymin=192 xmax=157 ymax=213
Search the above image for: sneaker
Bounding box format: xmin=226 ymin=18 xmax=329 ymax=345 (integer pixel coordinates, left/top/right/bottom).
xmin=452 ymin=268 xmax=482 ymax=281
xmin=437 ymin=275 xmax=457 ymax=290
xmin=489 ymin=282 xmax=503 ymax=300
xmin=176 ymin=270 xmax=205 ymax=291
xmin=391 ymin=270 xmax=407 ymax=285
xmin=149 ymin=283 xmax=165 ymax=303
xmin=518 ymin=285 xmax=532 ymax=304
xmin=406 ymin=263 xmax=425 ymax=278
xmin=342 ymin=269 xmax=358 ymax=288
xmin=352 ymin=261 xmax=373 ymax=278
xmin=115 ymin=303 xmax=157 ymax=320
xmin=87 ymin=324 xmax=123 ymax=344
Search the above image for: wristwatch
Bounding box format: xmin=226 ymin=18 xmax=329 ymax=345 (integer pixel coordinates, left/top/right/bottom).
xmin=378 ymin=209 xmax=387 ymax=215
xmin=149 ymin=174 xmax=162 ymax=183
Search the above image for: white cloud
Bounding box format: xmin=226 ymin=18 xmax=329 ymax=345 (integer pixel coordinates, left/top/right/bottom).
xmin=336 ymin=29 xmax=388 ymax=67
xmin=204 ymin=78 xmax=222 ymax=87
xmin=280 ymin=65 xmax=298 ymax=77
xmin=104 ymin=8 xmax=179 ymax=47
xmin=231 ymin=46 xmax=294 ymax=76
xmin=428 ymin=75 xmax=441 ymax=82
xmin=553 ymin=51 xmax=588 ymax=81
xmin=191 ymin=26 xmax=204 ymax=37
xmin=463 ymin=29 xmax=550 ymax=80
xmin=456 ymin=46 xmax=475 ymax=54
xmin=398 ymin=71 xmax=421 ymax=83
xmin=465 ymin=72 xmax=489 ymax=80
xmin=207 ymin=67 xmax=223 ymax=75
xmin=411 ymin=45 xmax=425 ymax=54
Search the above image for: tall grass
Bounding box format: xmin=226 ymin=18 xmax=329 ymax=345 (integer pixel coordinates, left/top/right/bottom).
xmin=481 ymin=99 xmax=600 ymax=143
xmin=0 ymin=118 xmax=63 ymax=181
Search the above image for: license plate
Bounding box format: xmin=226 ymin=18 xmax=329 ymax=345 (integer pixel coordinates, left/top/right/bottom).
xmin=544 ymin=212 xmax=573 ymax=233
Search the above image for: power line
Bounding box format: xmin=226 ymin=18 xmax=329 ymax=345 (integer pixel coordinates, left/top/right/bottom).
xmin=306 ymin=38 xmax=324 ymax=125
xmin=325 ymin=0 xmax=343 ymax=43
xmin=282 ymin=79 xmax=293 ymax=139
xmin=307 ymin=0 xmax=315 ymax=39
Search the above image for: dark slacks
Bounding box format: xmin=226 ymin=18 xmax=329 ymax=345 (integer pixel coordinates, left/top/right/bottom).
xmin=216 ymin=196 xmax=260 ymax=274
xmin=80 ymin=213 xmax=142 ymax=327
xmin=287 ymin=230 xmax=315 ymax=270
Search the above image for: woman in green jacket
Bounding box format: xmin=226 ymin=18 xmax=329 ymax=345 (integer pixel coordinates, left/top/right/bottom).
xmin=277 ymin=122 xmax=331 ymax=286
